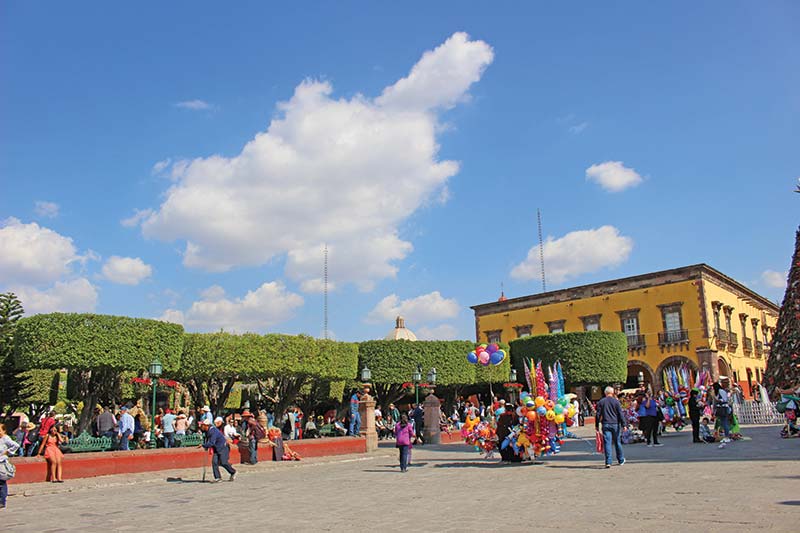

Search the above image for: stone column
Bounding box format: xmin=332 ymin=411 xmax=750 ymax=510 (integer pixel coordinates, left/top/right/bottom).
xmin=696 ymin=347 xmax=718 ymax=382
xmin=359 ymin=392 xmax=378 ymax=452
xmin=423 ymin=393 xmax=441 ymax=445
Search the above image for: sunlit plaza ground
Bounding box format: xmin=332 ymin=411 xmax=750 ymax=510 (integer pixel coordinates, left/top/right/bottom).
xmin=5 ymin=425 xmax=798 ymax=532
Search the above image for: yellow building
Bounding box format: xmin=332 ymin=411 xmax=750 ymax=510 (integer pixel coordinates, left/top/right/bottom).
xmin=471 ymin=264 xmax=779 ymax=398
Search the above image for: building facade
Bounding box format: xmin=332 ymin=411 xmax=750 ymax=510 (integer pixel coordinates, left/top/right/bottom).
xmin=471 ymin=264 xmax=779 ymax=398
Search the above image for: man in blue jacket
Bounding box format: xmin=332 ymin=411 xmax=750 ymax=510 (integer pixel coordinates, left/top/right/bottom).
xmin=199 ymin=419 xmax=236 ymax=482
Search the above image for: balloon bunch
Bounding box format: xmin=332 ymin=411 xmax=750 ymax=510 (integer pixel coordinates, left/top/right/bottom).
xmin=460 ymin=415 xmax=497 ymax=457
xmin=519 ymin=391 xmax=577 ymax=426
xmin=467 ymin=343 xmax=507 ymax=366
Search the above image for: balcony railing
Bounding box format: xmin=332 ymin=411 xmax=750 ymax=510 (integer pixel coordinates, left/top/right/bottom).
xmin=743 ymin=337 xmax=753 ymax=355
xmin=728 ymin=331 xmax=738 ymax=348
xmin=626 ymin=334 xmax=646 ymax=350
xmin=658 ymin=329 xmax=689 ymax=345
xmin=755 ymin=340 xmax=764 ymax=357
xmin=715 ymin=328 xmax=729 ymax=345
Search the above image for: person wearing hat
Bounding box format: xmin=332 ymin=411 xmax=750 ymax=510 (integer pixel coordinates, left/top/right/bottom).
xmin=199 ymin=419 xmax=236 ymax=483
xmin=200 ymin=406 xmax=214 ymax=426
xmin=118 ymin=406 xmax=135 ymax=451
xmin=241 ymin=410 xmax=261 ymax=465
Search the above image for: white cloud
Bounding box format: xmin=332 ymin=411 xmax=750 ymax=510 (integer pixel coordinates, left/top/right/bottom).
xmin=366 ymin=291 xmax=460 ymax=324
xmin=34 ymin=201 xmax=60 ymax=218
xmin=568 ymin=122 xmax=588 ymax=134
xmin=175 ymin=99 xmax=212 ymax=110
xmin=158 ymin=308 xmax=185 ymax=325
xmin=417 ymin=323 xmax=460 ymax=340
xmin=101 ymin=256 xmax=153 ymax=285
xmin=121 ymin=209 xmax=154 ymax=228
xmin=511 ymin=225 xmax=634 ymax=285
xmin=152 ymin=158 xmax=172 ymax=175
xmin=14 ymin=278 xmax=98 ymax=314
xmin=0 ymin=217 xmax=80 ymax=285
xmin=761 ymin=270 xmax=788 ymax=289
xmin=140 ymin=32 xmax=494 ymax=290
xmin=299 ymin=278 xmax=337 ymax=294
xmin=160 ymin=281 xmax=304 ymax=332
xmin=586 ymin=161 xmax=643 ymax=192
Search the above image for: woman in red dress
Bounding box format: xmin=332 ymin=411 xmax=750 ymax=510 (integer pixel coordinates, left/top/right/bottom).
xmin=38 ymin=425 xmax=64 ymax=483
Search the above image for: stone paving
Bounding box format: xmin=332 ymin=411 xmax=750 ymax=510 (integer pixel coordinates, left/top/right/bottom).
xmin=3 ymin=425 xmax=799 ymax=532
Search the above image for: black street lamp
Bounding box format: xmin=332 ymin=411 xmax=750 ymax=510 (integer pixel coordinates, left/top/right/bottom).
xmin=412 ymin=364 xmax=422 ymax=404
xmin=148 ymin=358 xmax=162 ymax=449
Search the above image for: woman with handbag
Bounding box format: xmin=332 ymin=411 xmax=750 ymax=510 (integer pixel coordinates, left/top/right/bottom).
xmin=38 ymin=424 xmax=65 ymax=483
xmin=0 ymin=423 xmax=21 ymax=509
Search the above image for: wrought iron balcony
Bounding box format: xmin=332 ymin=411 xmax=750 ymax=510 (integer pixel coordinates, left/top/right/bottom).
xmin=658 ymin=329 xmax=689 ymax=345
xmin=715 ymin=328 xmax=729 ymax=345
xmin=755 ymin=340 xmax=764 ymax=357
xmin=626 ymin=334 xmax=646 ymax=350
xmin=728 ymin=331 xmax=738 ymax=348
xmin=743 ymin=337 xmax=753 ymax=354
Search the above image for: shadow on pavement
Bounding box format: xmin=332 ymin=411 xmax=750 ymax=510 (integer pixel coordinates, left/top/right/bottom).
xmin=778 ymin=501 xmax=800 ymax=506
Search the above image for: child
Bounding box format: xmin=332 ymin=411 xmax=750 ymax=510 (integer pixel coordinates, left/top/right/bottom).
xmin=699 ymin=417 xmax=715 ymax=443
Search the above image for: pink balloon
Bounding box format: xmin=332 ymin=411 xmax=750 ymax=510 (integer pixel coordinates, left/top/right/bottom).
xmin=478 ymin=351 xmax=490 ymax=364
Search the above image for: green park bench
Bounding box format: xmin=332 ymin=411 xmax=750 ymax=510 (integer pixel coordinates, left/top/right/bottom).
xmin=175 ymin=433 xmax=204 ymax=447
xmin=68 ymin=431 xmax=115 ymax=453
xmin=318 ymin=423 xmax=338 ymax=437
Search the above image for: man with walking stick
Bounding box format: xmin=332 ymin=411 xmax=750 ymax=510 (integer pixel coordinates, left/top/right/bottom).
xmin=198 ymin=419 xmax=236 ymax=483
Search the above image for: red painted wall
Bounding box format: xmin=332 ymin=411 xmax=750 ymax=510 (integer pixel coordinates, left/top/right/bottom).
xmin=10 ymin=437 xmax=366 ymax=485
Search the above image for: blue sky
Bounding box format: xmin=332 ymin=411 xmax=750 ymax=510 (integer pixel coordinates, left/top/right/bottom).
xmin=1 ymin=1 xmax=797 ymax=342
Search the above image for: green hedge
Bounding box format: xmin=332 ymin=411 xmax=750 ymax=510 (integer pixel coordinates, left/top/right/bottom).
xmin=509 ymin=331 xmax=627 ymax=385
xmin=358 ymin=340 xmax=476 ymax=386
xmin=14 ymin=313 xmax=184 ymax=372
xmin=179 ymin=333 xmax=358 ymax=381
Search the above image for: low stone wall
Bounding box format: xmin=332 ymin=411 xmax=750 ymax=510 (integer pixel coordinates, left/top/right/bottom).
xmin=10 ymin=437 xmax=366 ymax=484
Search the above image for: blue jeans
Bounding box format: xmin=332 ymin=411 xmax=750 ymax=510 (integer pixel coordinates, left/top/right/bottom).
xmin=163 ymin=432 xmax=175 ymax=448
xmin=602 ymin=424 xmax=625 ymax=465
xmin=398 ymin=445 xmax=411 ymax=472
xmin=0 ymin=478 xmax=7 ymax=507
xmin=119 ymin=430 xmax=132 ymax=450
xmin=349 ymin=412 xmax=361 ymax=436
xmin=212 ymin=447 xmax=236 ymax=480
xmin=249 ymin=438 xmax=258 ymax=464
xmin=718 ymin=414 xmax=730 ymax=437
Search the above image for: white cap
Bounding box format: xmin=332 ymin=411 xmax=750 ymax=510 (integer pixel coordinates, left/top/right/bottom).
xmin=214 ymin=416 xmax=224 ymax=425
xmin=202 ymin=406 xmax=210 ymax=412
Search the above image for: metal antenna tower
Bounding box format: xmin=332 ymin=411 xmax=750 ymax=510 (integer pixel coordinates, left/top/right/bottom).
xmin=323 ymin=244 xmax=329 ymax=340
xmin=537 ymin=208 xmax=547 ymax=293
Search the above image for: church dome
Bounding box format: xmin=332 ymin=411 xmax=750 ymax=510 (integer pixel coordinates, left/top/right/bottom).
xmin=384 ymin=316 xmax=417 ymax=341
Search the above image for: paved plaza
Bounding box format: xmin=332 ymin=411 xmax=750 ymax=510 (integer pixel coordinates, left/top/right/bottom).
xmin=4 ymin=425 xmax=799 ymax=532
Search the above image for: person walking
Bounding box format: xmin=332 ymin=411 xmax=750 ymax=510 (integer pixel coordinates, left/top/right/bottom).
xmin=394 ymin=414 xmax=414 ymax=473
xmin=595 ymin=386 xmax=628 ymax=468
xmin=118 ymin=406 xmax=135 ymax=450
xmin=0 ymin=423 xmax=21 ymax=509
xmin=412 ymin=402 xmax=425 ymax=445
xmin=349 ymin=390 xmax=362 ymax=436
xmin=688 ymin=389 xmax=703 ymax=443
xmin=199 ymin=420 xmax=236 ymax=482
xmin=38 ymin=424 xmax=65 ymax=483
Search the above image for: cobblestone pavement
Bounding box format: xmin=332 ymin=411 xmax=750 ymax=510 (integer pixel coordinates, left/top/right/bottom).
xmin=4 ymin=425 xmax=799 ymax=532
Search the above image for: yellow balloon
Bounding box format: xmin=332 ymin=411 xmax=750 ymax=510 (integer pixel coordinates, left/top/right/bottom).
xmin=555 ymin=414 xmax=565 ymax=424
xmin=545 ymin=410 xmax=556 ymax=421
xmin=534 ymin=396 xmax=546 ymax=407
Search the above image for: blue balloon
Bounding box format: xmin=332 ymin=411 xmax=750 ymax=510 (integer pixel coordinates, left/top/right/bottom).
xmin=490 ymin=351 xmax=503 ymax=365
xmin=536 ymin=406 xmax=547 ymax=416
xmin=467 ymin=351 xmax=478 ymax=364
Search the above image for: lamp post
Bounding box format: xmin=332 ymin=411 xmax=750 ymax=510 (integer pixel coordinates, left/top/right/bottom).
xmin=637 ymin=371 xmax=645 ymax=387
xmin=508 ymin=367 xmax=519 ymax=403
xmin=426 ymin=367 xmax=437 ymax=393
xmin=148 ymin=358 xmax=162 ymax=449
xmin=412 ymin=364 xmax=422 ymax=405
xmin=360 ymin=365 xmax=372 ymax=395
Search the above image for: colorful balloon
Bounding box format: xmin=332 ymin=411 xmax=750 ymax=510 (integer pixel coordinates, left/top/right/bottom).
xmin=487 ymin=343 xmax=499 ymax=354
xmin=467 ymin=351 xmax=478 ymax=364
xmin=478 ymin=351 xmax=490 ymax=365
xmin=534 ymin=396 xmax=545 ymax=407
xmin=555 ymin=414 xmax=565 ymax=424
xmin=536 ymin=406 xmax=547 ymax=416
